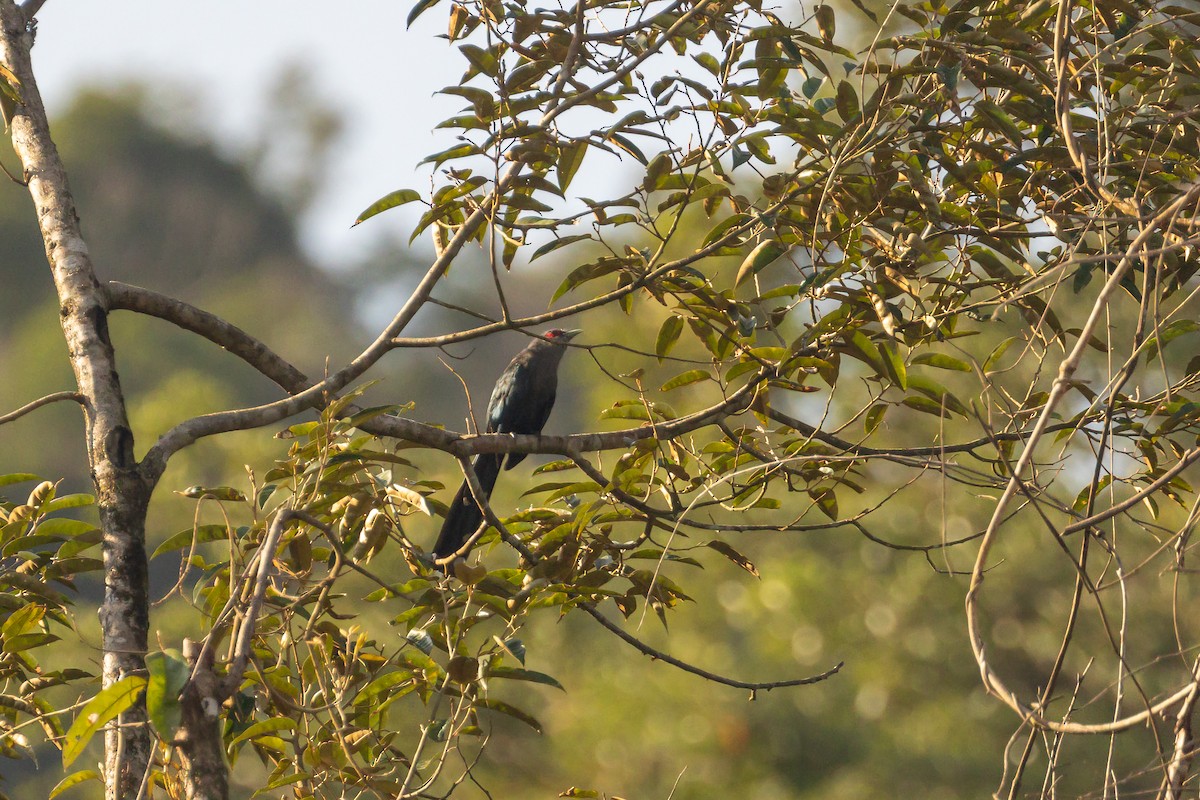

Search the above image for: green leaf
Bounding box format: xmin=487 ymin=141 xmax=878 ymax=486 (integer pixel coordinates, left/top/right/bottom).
xmin=230 ymin=717 xmax=297 ymax=746
xmin=662 ymin=371 xmax=705 ymax=393
xmin=253 ymin=771 xmax=311 ymax=797
xmin=62 ymin=676 xmax=146 ymax=768
xmin=845 ymin=330 xmax=884 ymax=376
xmin=42 ymin=494 xmax=94 ymax=513
xmin=486 ymin=666 xmax=565 ymax=690
xmin=406 ymin=0 xmax=442 ymax=27
xmin=474 ymin=698 xmax=543 ymax=733
xmin=735 ymin=240 xmax=787 ymax=287
xmin=810 ymin=487 xmax=838 ymax=520
xmin=865 ymin=403 xmax=888 ymax=434
xmin=606 ymin=133 xmax=648 ymax=165
xmin=2 ymin=603 xmax=43 ymax=641
xmin=908 ymin=375 xmax=968 ymax=415
xmin=815 ymin=4 xmax=836 ymax=42
xmin=557 ymin=141 xmax=588 ymax=193
xmin=34 ymin=518 xmax=97 ymax=538
xmin=49 ymin=769 xmax=101 ymax=799
xmin=983 ymin=336 xmax=1018 ymax=372
xmin=145 ymin=650 xmax=188 ymax=738
xmin=703 ymin=214 xmax=752 ymax=248
xmin=879 ymin=342 xmax=907 ymax=390
xmin=1146 ymin=319 xmax=1200 ymax=361
xmin=352 ymin=189 xmax=422 ymax=226
xmin=531 ymin=234 xmax=592 ymax=262
xmin=644 ymin=152 xmax=672 ymax=190
xmin=835 ymin=80 xmax=858 ymax=120
xmin=360 ymin=669 xmax=415 ymax=701
xmin=911 ymin=353 xmax=972 ymax=372
xmin=459 ymin=44 xmax=499 ymax=76
xmin=152 ymin=524 xmax=233 ymax=559
xmin=655 ymin=316 xmax=684 ymax=363
xmin=0 ymin=473 xmax=39 ymax=488
xmin=902 ymin=396 xmax=952 ymax=418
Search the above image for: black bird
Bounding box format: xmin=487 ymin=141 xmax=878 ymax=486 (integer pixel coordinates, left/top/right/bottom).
xmin=433 ymin=328 xmax=581 ymax=563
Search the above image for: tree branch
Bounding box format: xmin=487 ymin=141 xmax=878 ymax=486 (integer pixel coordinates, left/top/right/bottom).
xmin=0 ymin=390 xmax=82 ymax=426
xmin=967 ymin=180 xmax=1200 ymax=736
xmin=368 ymin=369 xmax=765 ymax=460
xmin=444 ymin=446 xmax=841 ymax=694
xmin=0 ymin=4 xmax=153 ymax=796
xmin=104 ymin=263 xmax=766 ymax=480
xmin=764 ymin=405 xmax=1083 ymax=460
xmin=106 ymin=281 xmax=310 ymax=393
xmin=580 ymin=604 xmax=842 ymax=694
xmin=140 ymin=155 xmax=537 ymax=480
xmin=222 ymin=508 xmax=303 ymax=696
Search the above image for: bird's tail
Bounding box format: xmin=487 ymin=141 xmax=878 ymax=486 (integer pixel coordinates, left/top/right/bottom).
xmin=432 ymin=453 xmax=503 ymax=562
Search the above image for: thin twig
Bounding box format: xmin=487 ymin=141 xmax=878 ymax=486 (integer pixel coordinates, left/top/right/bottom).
xmin=455 ymin=458 xmax=841 ymax=694
xmin=580 ymin=604 xmax=842 ymax=694
xmin=0 ymin=390 xmax=83 ymax=426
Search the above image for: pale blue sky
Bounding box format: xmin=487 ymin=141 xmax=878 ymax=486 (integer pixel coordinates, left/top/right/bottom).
xmin=33 ymin=1 xmax=462 ymax=266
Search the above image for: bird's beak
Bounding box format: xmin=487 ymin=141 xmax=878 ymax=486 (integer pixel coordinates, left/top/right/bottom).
xmin=560 ymin=329 xmax=583 ymax=342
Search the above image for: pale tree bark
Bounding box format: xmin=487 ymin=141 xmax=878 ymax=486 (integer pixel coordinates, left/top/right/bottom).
xmin=0 ymin=3 xmax=153 ymax=797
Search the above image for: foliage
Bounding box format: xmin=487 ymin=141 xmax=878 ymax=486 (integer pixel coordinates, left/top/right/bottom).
xmin=0 ymin=475 xmax=98 ymax=799
xmin=4 ymin=0 xmax=1200 ymax=797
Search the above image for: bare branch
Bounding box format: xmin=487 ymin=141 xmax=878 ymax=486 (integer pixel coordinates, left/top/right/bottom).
xmin=0 ymin=390 xmax=82 ymax=426
xmin=106 ymin=281 xmax=310 ymax=393
xmin=1160 ymin=658 xmax=1200 ymax=800
xmin=580 ymin=604 xmax=843 ymax=694
xmin=222 ymin=508 xmax=308 ymax=696
xmin=968 ymin=180 xmax=1200 ymax=735
xmin=763 ymin=406 xmax=1082 ymax=460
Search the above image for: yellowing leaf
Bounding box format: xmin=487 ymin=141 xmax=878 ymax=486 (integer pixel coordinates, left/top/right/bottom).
xmin=62 ymin=676 xmax=146 ymax=768
xmin=815 ymin=4 xmax=836 ymax=42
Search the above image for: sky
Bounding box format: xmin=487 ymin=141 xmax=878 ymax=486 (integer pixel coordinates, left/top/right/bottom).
xmin=32 ymin=0 xmax=463 ymax=267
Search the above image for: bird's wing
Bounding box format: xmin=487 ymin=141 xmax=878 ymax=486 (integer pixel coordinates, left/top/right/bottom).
xmin=486 ymin=360 xmax=532 ymax=434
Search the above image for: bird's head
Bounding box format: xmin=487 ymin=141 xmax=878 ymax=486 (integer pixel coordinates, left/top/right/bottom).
xmin=542 ymin=328 xmax=582 ymax=344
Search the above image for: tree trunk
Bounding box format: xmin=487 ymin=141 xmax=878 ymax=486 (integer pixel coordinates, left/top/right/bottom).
xmin=0 ymin=3 xmax=153 ymax=797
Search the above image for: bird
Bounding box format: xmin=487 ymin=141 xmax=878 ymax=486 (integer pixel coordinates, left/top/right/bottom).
xmin=433 ymin=328 xmax=581 ymax=564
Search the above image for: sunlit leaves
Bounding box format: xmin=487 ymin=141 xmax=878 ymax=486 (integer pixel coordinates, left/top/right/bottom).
xmin=352 ymin=189 xmax=422 ymax=226
xmin=62 ymin=676 xmax=147 ymax=767
xmin=145 ymin=650 xmax=188 ymax=738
